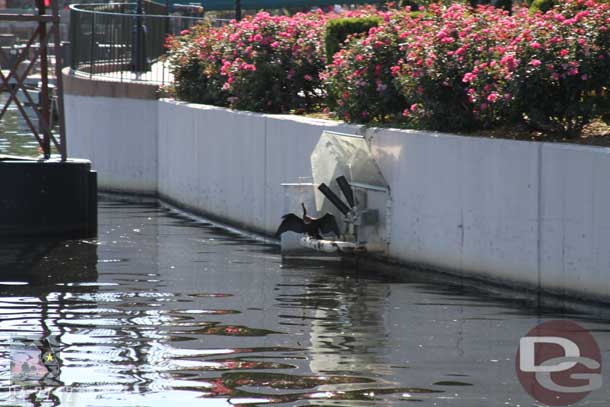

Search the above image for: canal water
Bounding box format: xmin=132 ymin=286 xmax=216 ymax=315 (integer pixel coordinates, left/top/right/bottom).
xmin=0 ymin=195 xmax=609 ymax=406
xmin=0 ymin=92 xmax=56 ymax=157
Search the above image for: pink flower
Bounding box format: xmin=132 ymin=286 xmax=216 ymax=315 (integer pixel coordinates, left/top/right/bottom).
xmin=304 ymin=74 xmax=313 ymax=81
xmin=180 ymin=29 xmax=190 ymax=36
xmin=563 ymin=18 xmax=577 ymax=26
xmin=238 ymin=62 xmax=256 ymax=72
xmin=487 ymin=92 xmax=499 ymax=103
xmin=559 ymin=49 xmax=569 ymax=57
xmin=462 ymin=72 xmax=477 ymax=83
xmin=410 ymin=103 xmax=418 ymax=112
xmin=500 ymin=54 xmax=518 ymax=69
xmin=529 ymin=59 xmax=542 ymax=67
xmin=455 ymin=46 xmax=467 ymax=56
xmin=270 ymin=41 xmax=280 ymax=49
xmin=530 ymin=41 xmax=541 ymax=49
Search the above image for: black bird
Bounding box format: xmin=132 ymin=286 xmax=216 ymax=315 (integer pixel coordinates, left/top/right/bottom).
xmin=275 ymin=203 xmax=340 ymax=239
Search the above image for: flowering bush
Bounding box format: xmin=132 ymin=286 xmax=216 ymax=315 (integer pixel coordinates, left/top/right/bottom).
xmin=391 ymin=4 xmax=527 ymax=130
xmin=510 ymin=0 xmax=610 ymax=136
xmin=322 ymin=11 xmax=406 ymax=123
xmin=167 ymin=12 xmax=330 ymax=113
xmin=393 ymin=0 xmax=610 ymax=135
xmin=165 ymin=24 xmax=229 ymax=106
xmin=168 ymin=1 xmax=610 ymax=137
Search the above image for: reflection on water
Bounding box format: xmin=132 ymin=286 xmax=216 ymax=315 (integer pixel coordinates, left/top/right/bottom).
xmin=0 ymin=195 xmax=609 ymax=406
xmin=0 ymin=92 xmax=52 ymax=157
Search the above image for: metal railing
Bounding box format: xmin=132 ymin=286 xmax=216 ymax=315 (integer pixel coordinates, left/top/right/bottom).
xmin=172 ymin=0 xmax=385 ymax=11
xmin=70 ymin=2 xmax=221 ymax=84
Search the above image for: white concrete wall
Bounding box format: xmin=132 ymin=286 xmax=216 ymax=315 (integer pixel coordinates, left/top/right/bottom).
xmin=157 ymin=101 xmax=357 ymax=233
xmin=370 ymin=130 xmax=541 ymax=287
xmin=539 ymin=143 xmax=610 ymax=299
xmin=65 ymin=94 xmax=610 ymax=301
xmin=65 ymin=95 xmax=158 ymax=194
xmin=371 ymin=131 xmax=610 ymax=299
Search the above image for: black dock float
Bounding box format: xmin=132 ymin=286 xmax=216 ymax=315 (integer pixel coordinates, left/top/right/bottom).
xmin=0 ymin=157 xmax=97 ymax=238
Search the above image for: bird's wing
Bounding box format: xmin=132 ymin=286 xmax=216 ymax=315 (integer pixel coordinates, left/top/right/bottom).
xmin=315 ymin=213 xmax=341 ymax=237
xmin=275 ymin=213 xmax=305 ymax=237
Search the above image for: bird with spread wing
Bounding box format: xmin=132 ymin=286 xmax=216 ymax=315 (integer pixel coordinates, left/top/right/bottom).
xmin=275 ymin=203 xmax=340 ymax=239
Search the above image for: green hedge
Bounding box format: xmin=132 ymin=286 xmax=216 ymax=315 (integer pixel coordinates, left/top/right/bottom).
xmin=401 ymin=0 xmax=513 ymax=12
xmin=529 ymin=0 xmax=554 ymax=13
xmin=324 ymin=16 xmax=381 ymax=64
xmin=529 ymin=0 xmax=610 ymax=15
xmin=470 ymin=0 xmax=513 ymax=11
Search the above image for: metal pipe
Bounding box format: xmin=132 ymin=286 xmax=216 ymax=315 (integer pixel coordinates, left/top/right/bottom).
xmin=235 ymin=0 xmax=242 ymax=21
xmin=89 ymin=12 xmax=95 ymax=78
xmin=336 ymin=176 xmax=355 ymax=208
xmin=37 ymin=0 xmax=51 ymax=159
xmin=52 ymin=0 xmax=67 ymax=160
xmin=318 ymin=183 xmax=350 ymax=216
xmin=131 ymin=0 xmax=146 ymax=73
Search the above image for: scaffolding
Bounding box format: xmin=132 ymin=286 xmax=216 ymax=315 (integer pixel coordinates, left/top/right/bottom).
xmin=0 ymin=0 xmax=66 ymax=160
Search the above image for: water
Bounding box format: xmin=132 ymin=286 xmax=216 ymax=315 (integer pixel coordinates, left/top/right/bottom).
xmin=0 ymin=195 xmax=609 ymax=406
xmin=0 ymin=92 xmax=55 ymax=157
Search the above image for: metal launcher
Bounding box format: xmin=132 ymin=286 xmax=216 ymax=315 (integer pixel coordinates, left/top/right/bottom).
xmin=281 ymin=131 xmax=392 ymax=256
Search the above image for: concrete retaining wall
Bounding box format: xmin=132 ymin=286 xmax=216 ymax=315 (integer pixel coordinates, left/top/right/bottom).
xmin=66 ymin=94 xmax=158 ymax=194
xmin=65 ymin=79 xmax=610 ymax=302
xmin=372 ymin=131 xmax=610 ymax=300
xmin=158 ymin=102 xmax=357 ymax=234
